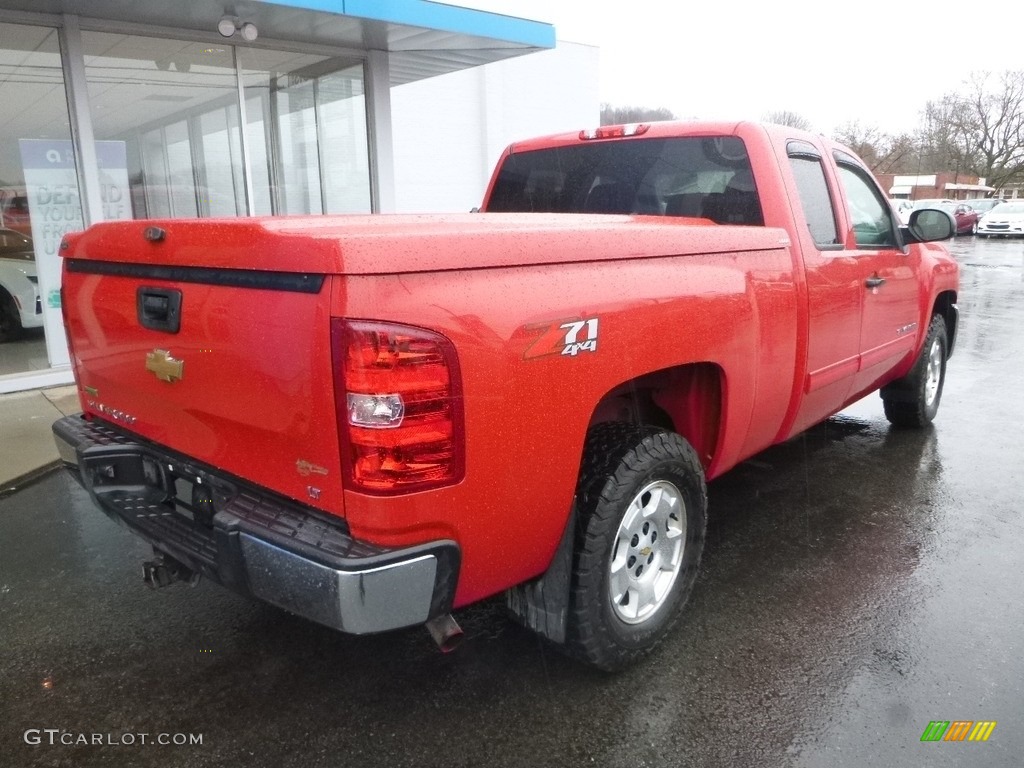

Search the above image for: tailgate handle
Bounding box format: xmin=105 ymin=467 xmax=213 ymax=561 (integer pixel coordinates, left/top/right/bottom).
xmin=137 ymin=287 xmax=182 ymax=333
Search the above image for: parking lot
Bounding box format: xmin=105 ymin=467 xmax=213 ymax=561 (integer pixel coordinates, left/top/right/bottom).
xmin=1 ymin=234 xmax=1022 ymax=768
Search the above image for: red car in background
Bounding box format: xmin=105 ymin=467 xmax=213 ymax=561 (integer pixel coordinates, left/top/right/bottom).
xmin=0 ymin=189 xmax=31 ymax=237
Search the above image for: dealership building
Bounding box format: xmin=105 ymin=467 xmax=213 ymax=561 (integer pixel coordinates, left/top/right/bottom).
xmin=0 ymin=0 xmax=597 ymax=392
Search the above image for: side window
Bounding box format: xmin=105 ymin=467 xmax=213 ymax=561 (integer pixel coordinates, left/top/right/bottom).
xmin=788 ymin=156 xmax=839 ymax=247
xmin=835 ymin=163 xmax=897 ymax=248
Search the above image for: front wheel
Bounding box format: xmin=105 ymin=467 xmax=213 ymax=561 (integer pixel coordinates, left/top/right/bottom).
xmin=566 ymin=423 xmax=707 ymax=670
xmin=0 ymin=289 xmax=23 ymax=343
xmin=881 ymin=314 xmax=948 ymax=427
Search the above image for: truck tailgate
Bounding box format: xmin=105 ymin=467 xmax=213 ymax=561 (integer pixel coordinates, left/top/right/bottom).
xmin=60 ymin=220 xmax=344 ymax=516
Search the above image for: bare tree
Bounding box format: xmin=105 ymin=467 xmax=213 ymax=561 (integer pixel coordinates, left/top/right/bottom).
xmin=920 ymin=71 xmax=1024 ymax=188
xmin=600 ymin=104 xmax=676 ymax=126
xmin=833 ymin=120 xmax=917 ymax=174
xmin=763 ymin=110 xmax=814 ymax=131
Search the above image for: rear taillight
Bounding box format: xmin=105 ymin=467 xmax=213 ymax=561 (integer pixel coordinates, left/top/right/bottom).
xmin=331 ymin=319 xmax=464 ymax=495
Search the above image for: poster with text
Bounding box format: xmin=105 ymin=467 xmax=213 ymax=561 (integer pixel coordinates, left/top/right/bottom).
xmin=18 ymin=140 xmax=131 ymax=368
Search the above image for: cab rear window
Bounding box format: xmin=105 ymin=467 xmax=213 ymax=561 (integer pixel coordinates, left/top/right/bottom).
xmin=486 ymin=136 xmax=763 ymax=226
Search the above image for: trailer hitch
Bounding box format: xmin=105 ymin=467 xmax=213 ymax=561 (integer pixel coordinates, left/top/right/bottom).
xmin=142 ymin=552 xmax=201 ymax=589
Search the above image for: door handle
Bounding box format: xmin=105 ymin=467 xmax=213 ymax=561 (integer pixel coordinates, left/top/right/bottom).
xmin=865 ymin=276 xmax=886 ymax=289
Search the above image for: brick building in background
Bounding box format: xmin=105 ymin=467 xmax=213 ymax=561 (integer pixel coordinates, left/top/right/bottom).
xmin=876 ymin=172 xmax=995 ymax=201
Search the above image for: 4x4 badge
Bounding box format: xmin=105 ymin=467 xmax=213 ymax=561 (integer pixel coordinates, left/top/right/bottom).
xmin=146 ymin=349 xmax=184 ymax=382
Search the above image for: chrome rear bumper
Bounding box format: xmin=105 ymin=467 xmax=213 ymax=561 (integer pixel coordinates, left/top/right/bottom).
xmin=53 ymin=414 xmax=459 ymax=635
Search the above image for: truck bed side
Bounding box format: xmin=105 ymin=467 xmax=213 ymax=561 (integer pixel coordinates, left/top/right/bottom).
xmin=334 ymin=238 xmax=798 ymax=607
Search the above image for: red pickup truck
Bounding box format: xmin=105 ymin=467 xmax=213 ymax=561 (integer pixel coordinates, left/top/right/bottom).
xmin=53 ymin=121 xmax=958 ymax=670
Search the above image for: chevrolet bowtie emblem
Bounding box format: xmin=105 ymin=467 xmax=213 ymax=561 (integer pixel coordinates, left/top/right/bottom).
xmin=146 ymin=349 xmax=184 ymax=383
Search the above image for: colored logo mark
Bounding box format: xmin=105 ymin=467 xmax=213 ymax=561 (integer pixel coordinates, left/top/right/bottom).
xmin=920 ymin=721 xmax=997 ymax=742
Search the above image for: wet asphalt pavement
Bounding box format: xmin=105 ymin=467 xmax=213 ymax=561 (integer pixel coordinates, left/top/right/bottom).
xmin=2 ymin=236 xmax=1022 ymax=768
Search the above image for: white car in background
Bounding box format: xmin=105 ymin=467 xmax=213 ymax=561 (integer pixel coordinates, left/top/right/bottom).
xmin=0 ymin=228 xmax=42 ymax=342
xmin=977 ymin=201 xmax=1024 ymax=238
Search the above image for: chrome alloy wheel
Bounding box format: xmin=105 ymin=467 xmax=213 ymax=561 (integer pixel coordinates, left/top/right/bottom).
xmin=924 ymin=336 xmax=943 ymax=407
xmin=608 ymin=480 xmax=686 ymax=624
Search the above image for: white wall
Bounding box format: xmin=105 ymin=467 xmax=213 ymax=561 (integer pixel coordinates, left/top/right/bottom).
xmin=391 ymin=41 xmax=599 ymax=213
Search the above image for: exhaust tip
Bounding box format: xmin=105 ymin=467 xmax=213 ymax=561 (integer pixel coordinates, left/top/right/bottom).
xmin=425 ymin=613 xmax=464 ymax=653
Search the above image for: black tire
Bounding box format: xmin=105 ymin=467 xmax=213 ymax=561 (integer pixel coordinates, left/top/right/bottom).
xmin=0 ymin=288 xmax=22 ymax=343
xmin=566 ymin=422 xmax=707 ymax=670
xmin=881 ymin=314 xmax=947 ymax=427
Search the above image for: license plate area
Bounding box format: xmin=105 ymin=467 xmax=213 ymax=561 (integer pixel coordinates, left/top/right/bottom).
xmin=170 ymin=475 xmax=217 ymax=527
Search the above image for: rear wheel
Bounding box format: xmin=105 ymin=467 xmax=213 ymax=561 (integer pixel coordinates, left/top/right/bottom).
xmin=566 ymin=422 xmax=707 ymax=670
xmin=882 ymin=314 xmax=947 ymax=427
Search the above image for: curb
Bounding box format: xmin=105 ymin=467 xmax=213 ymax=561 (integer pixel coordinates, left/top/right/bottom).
xmin=0 ymin=460 xmax=63 ymax=500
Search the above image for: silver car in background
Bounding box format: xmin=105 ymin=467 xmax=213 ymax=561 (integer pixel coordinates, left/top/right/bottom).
xmin=970 ymin=198 xmax=1003 ymax=216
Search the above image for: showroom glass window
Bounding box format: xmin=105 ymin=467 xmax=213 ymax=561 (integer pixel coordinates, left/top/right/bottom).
xmin=237 ymin=48 xmax=370 ymax=215
xmin=82 ymin=33 xmax=244 ymax=219
xmin=81 ymin=32 xmax=371 ymax=220
xmin=0 ymin=22 xmax=82 ymax=377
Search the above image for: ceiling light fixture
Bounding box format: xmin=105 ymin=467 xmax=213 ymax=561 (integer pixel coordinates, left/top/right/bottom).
xmin=217 ymin=15 xmax=258 ymax=41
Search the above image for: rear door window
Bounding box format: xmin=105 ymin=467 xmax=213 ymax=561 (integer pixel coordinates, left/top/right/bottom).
xmin=787 ymin=155 xmax=840 ymax=247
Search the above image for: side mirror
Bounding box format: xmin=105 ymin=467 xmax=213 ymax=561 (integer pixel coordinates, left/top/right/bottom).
xmin=905 ymin=208 xmax=955 ymax=242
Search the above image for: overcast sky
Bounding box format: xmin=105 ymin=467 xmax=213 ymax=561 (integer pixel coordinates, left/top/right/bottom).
xmin=462 ymin=0 xmax=1024 ymax=136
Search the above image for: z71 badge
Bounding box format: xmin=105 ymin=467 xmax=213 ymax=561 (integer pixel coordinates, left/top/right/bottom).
xmin=523 ymin=317 xmax=600 ymax=360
